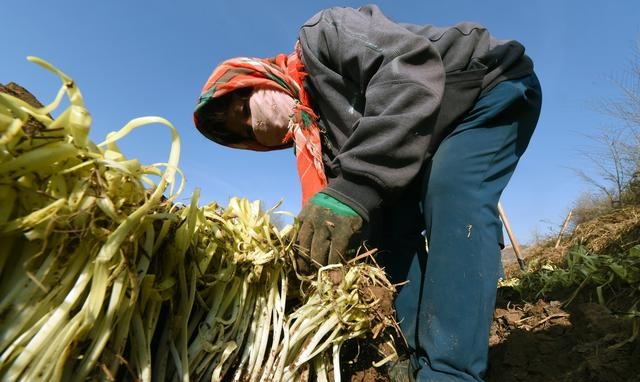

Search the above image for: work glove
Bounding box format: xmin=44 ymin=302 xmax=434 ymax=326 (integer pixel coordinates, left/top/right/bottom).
xmin=296 ymin=193 xmax=363 ymax=274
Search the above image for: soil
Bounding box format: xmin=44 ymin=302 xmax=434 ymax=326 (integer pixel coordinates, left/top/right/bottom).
xmin=485 ymin=289 xmax=639 ymax=382
xmin=0 ymin=82 xmax=49 ymax=137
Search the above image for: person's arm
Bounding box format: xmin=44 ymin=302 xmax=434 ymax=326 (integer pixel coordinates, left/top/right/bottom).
xmin=298 ymin=5 xmax=446 ymax=220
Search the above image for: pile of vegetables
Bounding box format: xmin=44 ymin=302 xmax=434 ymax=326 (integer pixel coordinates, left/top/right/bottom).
xmin=0 ymin=57 xmax=398 ymax=382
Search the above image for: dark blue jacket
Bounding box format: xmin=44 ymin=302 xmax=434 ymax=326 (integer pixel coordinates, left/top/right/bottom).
xmin=298 ymin=4 xmax=533 ymax=220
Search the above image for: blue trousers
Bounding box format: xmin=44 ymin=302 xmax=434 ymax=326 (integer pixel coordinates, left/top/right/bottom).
xmin=380 ymin=74 xmax=542 ymax=381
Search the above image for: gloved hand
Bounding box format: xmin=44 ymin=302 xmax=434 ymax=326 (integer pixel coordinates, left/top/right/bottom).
xmin=296 ymin=193 xmax=363 ymax=274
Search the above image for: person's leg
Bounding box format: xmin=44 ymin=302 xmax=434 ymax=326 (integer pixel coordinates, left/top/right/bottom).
xmin=396 ymin=73 xmax=542 ymax=381
xmin=375 ymin=193 xmax=427 ymax=382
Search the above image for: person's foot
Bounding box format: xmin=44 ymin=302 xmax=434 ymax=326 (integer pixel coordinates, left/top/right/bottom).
xmin=387 ymin=357 xmax=415 ymax=382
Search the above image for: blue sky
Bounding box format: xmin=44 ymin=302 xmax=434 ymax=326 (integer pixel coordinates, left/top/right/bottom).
xmin=3 ymin=1 xmax=640 ymax=244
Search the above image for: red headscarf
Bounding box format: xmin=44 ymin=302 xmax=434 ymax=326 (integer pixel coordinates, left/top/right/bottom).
xmin=194 ymin=43 xmax=327 ymax=206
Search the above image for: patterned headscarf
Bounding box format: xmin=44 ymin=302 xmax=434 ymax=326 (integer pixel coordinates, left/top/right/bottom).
xmin=193 ymin=43 xmax=327 ymax=206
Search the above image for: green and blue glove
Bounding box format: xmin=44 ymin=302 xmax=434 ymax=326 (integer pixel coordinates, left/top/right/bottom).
xmin=296 ymin=192 xmax=363 ymax=274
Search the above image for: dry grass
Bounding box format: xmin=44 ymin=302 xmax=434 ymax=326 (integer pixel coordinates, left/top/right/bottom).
xmin=503 ymin=205 xmax=640 ymax=279
xmin=570 ymin=205 xmax=640 ymax=254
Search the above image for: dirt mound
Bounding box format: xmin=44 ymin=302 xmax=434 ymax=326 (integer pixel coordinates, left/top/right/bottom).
xmin=486 ymin=207 xmax=640 ymax=382
xmin=487 ymin=290 xmax=639 ymax=381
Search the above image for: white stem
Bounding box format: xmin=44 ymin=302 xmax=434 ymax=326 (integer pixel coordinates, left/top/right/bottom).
xmin=259 ymin=269 xmax=287 ymax=379
xmin=295 ymin=319 xmax=342 ymax=367
xmin=4 ymin=264 xmax=92 ymax=380
xmin=332 ymin=342 xmax=342 ymax=382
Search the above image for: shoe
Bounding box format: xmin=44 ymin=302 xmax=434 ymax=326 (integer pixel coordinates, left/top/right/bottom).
xmin=387 ymin=357 xmax=415 ymax=382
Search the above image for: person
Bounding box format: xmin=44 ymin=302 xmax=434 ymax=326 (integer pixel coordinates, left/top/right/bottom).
xmin=193 ymin=5 xmax=541 ymax=381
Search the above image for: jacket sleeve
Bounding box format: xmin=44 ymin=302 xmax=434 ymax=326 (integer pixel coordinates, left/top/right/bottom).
xmin=298 ymin=5 xmax=445 ymax=220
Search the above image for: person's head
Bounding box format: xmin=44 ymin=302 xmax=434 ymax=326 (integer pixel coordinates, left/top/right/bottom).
xmin=194 ymin=51 xmax=326 ymax=205
xmin=194 ymin=87 xmax=255 ymax=145
xmin=194 ymin=56 xmax=302 ymax=151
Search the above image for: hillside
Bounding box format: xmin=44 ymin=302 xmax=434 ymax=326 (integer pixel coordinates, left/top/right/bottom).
xmin=486 ymin=206 xmax=640 ymax=382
